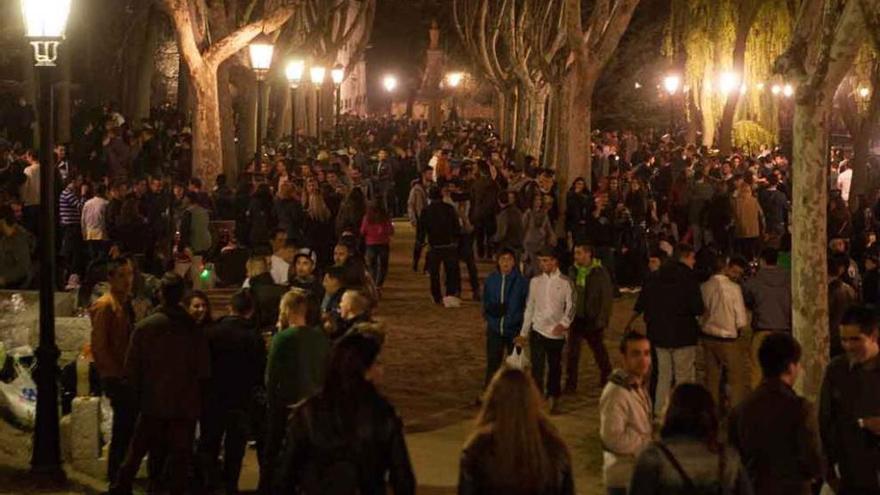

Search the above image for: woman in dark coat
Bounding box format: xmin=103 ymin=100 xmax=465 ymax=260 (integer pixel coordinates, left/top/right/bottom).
xmin=565 ymin=177 xmax=592 ymax=246
xmin=247 ymin=183 xmax=276 ymax=253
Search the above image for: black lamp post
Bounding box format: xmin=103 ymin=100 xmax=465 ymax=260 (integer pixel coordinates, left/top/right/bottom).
xmin=285 ymin=59 xmax=304 ymax=161
xmin=331 ymin=63 xmax=344 ymax=131
xmin=21 ymin=0 xmax=71 ymax=475
xmin=310 ymin=66 xmax=326 ymax=145
xmin=249 ymin=33 xmax=274 ymax=171
xmin=445 ymin=72 xmax=463 ymax=122
xmin=663 ymin=74 xmax=681 ymax=137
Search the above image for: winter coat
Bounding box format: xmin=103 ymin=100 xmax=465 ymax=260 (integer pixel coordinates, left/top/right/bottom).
xmin=566 ymin=191 xmax=592 ymax=244
xmin=732 ymin=191 xmax=762 ymax=239
xmin=743 ymin=266 xmax=791 ymax=331
xmin=568 ymin=261 xmax=613 ymax=329
xmin=635 ymin=261 xmax=704 ymax=348
xmin=458 ymin=430 xmax=574 ymax=495
xmin=600 ymin=369 xmax=653 ymax=489
xmin=417 ymin=200 xmax=461 ymax=248
xmin=204 ymin=315 xmax=266 ymax=411
xmin=179 ymin=204 xmax=212 ymax=254
xmin=275 ymin=198 xmax=305 ymax=243
xmin=758 ymin=188 xmax=788 ymax=235
xmin=124 ymin=305 xmax=210 ymax=419
xmin=687 ymin=181 xmax=715 ymax=226
xmin=266 ymin=325 xmax=330 ymax=407
xmin=729 ymin=379 xmax=822 ymax=495
xmin=470 ymin=176 xmax=500 ymax=222
xmin=522 ymin=208 xmax=554 ymax=254
xmin=275 ymin=386 xmax=416 ymax=495
xmin=628 ymin=438 xmax=753 ymax=495
xmin=482 ymin=268 xmax=529 ymax=338
xmin=407 ymin=181 xmax=428 ymax=226
xmin=494 ymin=204 xmax=524 ymax=252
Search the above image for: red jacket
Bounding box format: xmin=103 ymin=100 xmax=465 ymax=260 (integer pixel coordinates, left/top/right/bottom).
xmin=360 ymin=217 xmax=394 ymax=246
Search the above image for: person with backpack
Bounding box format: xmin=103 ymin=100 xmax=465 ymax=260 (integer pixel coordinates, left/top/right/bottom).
xmin=628 ymin=383 xmax=753 ymax=495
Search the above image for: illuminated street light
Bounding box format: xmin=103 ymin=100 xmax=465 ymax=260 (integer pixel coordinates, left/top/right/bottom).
xmin=446 ymin=71 xmax=464 ymax=88
xmin=311 ymin=66 xmax=326 ymax=142
xmin=310 ymin=66 xmax=326 ymax=85
xmin=859 ymin=86 xmax=871 ymax=99
xmin=719 ymin=71 xmax=740 ymax=95
xmin=331 ymin=63 xmax=344 ymax=128
xmin=634 ymin=82 xmax=642 ymax=89
xmin=771 ymin=84 xmax=782 ymax=95
xmin=663 ymin=74 xmax=681 ymax=95
xmin=248 ymin=33 xmax=274 ymax=77
xmin=756 ymin=82 xmax=765 ymax=91
xmin=286 ymin=59 xmax=305 ymax=158
xmin=783 ymin=84 xmax=794 ymax=98
xmin=383 ymin=75 xmax=398 ymax=92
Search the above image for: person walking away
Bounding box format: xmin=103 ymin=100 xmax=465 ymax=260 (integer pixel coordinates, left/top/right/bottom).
xmin=111 ymin=273 xmax=210 ymax=495
xmin=361 ymin=201 xmax=394 ymax=291
xmin=699 ymin=255 xmax=750 ymax=411
xmin=820 ymin=305 xmax=880 ymax=495
xmin=566 ymin=178 xmax=592 ymax=246
xmin=302 ymin=185 xmax=335 ymax=269
xmin=458 ymin=367 xmax=574 ymax=495
xmin=757 ymin=174 xmax=788 ymax=249
xmin=198 ymin=289 xmax=266 ymax=494
xmin=631 ymin=243 xmax=704 ymax=417
xmin=600 ymin=332 xmax=653 ymax=495
xmin=731 ymin=175 xmax=762 ymax=261
xmin=743 ymin=247 xmax=791 ymax=387
xmin=262 ymin=291 xmax=330 ymax=493
xmin=628 ymin=383 xmax=753 ymax=495
xmin=407 ymin=168 xmax=432 ymax=271
xmin=275 ymin=332 xmax=416 ymax=494
xmin=729 ymin=332 xmax=822 ymax=495
xmin=516 ymin=249 xmax=574 ymax=413
xmin=493 ymin=191 xmax=524 ymax=257
xmin=481 ymin=248 xmax=529 ymax=387
xmin=470 ymin=160 xmax=500 ymax=260
xmin=565 ymin=244 xmax=614 ymax=392
xmin=417 ymin=186 xmax=462 ymax=306
xmin=89 ymin=257 xmax=136 ymax=488
xmin=452 ymin=185 xmax=481 ymax=300
xmin=687 ymin=171 xmax=714 ymax=251
xmin=522 ymin=193 xmax=555 ymax=278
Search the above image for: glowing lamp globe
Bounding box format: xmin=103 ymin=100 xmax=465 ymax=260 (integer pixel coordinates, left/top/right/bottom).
xmin=446 ymin=72 xmax=464 ymax=88
xmin=249 ymin=33 xmax=274 ymax=77
xmin=21 ymin=0 xmax=71 ymax=66
xmin=383 ymin=75 xmax=398 ymax=93
xmin=719 ymin=71 xmax=740 ymax=95
xmin=286 ymin=59 xmax=305 ymax=86
xmin=331 ymin=64 xmax=345 ymax=85
xmin=310 ymin=66 xmax=326 ymax=85
xmin=663 ymin=75 xmax=681 ymax=95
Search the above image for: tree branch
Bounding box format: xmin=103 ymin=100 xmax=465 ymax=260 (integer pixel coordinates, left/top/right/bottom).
xmin=204 ymin=2 xmax=296 ymax=68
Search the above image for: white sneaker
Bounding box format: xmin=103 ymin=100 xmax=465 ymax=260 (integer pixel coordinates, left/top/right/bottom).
xmin=442 ymin=295 xmax=462 ymax=308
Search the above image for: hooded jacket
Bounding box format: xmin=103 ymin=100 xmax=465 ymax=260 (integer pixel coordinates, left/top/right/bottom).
xmin=568 ymin=260 xmax=613 ymax=329
xmin=743 ymin=266 xmax=792 ymax=331
xmin=482 ymin=268 xmax=529 ymax=338
xmin=635 ymin=261 xmax=704 ymax=348
xmin=600 ymin=369 xmax=653 ymax=489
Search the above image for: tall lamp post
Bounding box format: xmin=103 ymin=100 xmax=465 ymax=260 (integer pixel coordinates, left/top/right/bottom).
xmin=383 ymin=75 xmax=398 ymax=116
xmin=663 ymin=74 xmax=681 ymax=136
xmin=249 ymin=33 xmax=274 ymax=171
xmin=310 ymin=66 xmax=326 ymax=144
xmin=21 ymin=0 xmax=72 ymax=474
xmin=331 ymin=63 xmax=344 ymax=131
xmin=285 ymin=59 xmax=304 ymax=160
xmin=445 ymin=72 xmax=463 ymax=121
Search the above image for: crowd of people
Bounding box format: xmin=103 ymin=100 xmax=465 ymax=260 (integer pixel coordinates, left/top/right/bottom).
xmin=1 ymin=97 xmax=880 ymax=495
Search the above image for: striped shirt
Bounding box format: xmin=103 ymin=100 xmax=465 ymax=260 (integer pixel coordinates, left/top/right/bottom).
xmin=58 ymin=187 xmax=83 ymax=226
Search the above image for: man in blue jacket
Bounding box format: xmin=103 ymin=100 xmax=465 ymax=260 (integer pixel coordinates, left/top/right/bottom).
xmin=481 ymin=248 xmax=529 ymax=387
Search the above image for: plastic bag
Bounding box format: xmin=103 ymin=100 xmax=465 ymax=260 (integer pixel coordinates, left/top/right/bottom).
xmin=505 ymin=346 xmax=529 ymax=370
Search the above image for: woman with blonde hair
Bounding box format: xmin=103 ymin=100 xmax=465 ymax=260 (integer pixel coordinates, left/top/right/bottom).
xmin=303 ymin=183 xmax=336 ymax=268
xmin=458 ymin=367 xmax=574 ymax=495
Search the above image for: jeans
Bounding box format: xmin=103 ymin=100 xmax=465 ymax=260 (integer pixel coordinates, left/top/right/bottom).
xmin=701 ymin=337 xmax=750 ymax=412
xmin=473 ymin=214 xmax=497 ymax=259
xmin=654 ymin=346 xmax=696 ymax=417
xmin=565 ymin=317 xmax=612 ymax=390
xmin=259 ymin=401 xmax=290 ymax=494
xmin=426 ymin=246 xmax=460 ymax=303
xmin=485 ymin=330 xmax=515 ymax=386
xmin=61 ymin=224 xmax=85 ymax=277
xmin=112 ymin=416 xmax=196 ymax=495
xmin=365 ymin=244 xmax=390 ymax=287
xmin=198 ymin=407 xmax=250 ymax=494
xmin=529 ymin=331 xmax=566 ymax=398
xmin=104 ymin=379 xmax=137 ymax=487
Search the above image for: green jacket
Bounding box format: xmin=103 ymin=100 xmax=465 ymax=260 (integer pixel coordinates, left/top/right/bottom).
xmin=266 ymin=325 xmax=330 ymax=406
xmin=568 ymin=261 xmax=613 ymax=330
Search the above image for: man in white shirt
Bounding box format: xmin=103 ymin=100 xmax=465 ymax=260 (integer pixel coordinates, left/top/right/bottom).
xmin=81 ymin=183 xmax=111 ymax=265
xmin=516 ymin=248 xmax=574 ymax=413
xmin=19 ymin=149 xmax=40 ymax=235
xmin=700 ymin=254 xmax=750 ymax=410
xmin=837 ymin=161 xmax=852 ymax=203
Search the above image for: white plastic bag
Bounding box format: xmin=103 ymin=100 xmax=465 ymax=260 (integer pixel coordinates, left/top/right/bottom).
xmin=505 ymin=346 xmax=530 ymax=370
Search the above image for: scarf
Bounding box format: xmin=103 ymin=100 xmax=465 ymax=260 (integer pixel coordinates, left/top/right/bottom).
xmin=575 ymin=259 xmax=602 ymax=287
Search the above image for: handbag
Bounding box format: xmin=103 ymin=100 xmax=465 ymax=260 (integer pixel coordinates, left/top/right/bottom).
xmin=505 ymin=346 xmax=529 ymax=370
xmin=654 ymin=441 xmax=726 ymax=495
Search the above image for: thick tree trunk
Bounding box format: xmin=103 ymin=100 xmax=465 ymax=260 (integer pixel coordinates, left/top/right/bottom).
xmin=177 ymin=60 xmax=192 ymax=121
xmin=514 ymin=87 xmax=547 ymax=160
xmin=543 ymin=84 xmax=561 ymax=168
xmin=231 ymin=65 xmax=257 ymax=167
xmin=132 ymin=6 xmax=162 ymax=125
xmin=791 ymin=102 xmax=830 ymax=400
xmin=191 ymin=68 xmax=223 ymax=183
xmin=218 ymin=63 xmax=238 ymax=182
xmin=718 ymin=14 xmax=756 ymax=155
xmin=558 ymin=65 xmax=595 ymax=190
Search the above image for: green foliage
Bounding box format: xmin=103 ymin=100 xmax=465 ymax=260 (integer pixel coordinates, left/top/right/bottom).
xmin=733 ymin=120 xmax=776 ymax=152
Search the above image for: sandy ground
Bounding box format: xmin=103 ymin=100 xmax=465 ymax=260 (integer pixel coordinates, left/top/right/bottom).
xmin=0 ymin=220 xmax=641 ymax=494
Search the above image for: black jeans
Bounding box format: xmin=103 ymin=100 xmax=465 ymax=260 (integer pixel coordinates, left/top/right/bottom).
xmin=426 ymin=246 xmax=461 ymax=303
xmin=565 ymin=317 xmax=612 ymax=390
xmin=365 ymin=244 xmax=390 ymax=287
xmin=198 ymin=407 xmax=250 ymax=494
xmin=259 ymin=401 xmax=290 ymax=494
xmin=104 ymin=379 xmax=137 ymax=487
xmin=473 ymin=214 xmax=497 ymax=259
xmin=529 ymin=332 xmax=566 ymax=398
xmin=112 ymin=416 xmax=196 ymax=495
xmin=485 ymin=329 xmax=515 ymax=386
xmin=61 ymin=224 xmax=85 ymax=277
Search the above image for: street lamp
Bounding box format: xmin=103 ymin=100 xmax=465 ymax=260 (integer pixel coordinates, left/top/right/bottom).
xmin=285 ymin=59 xmax=304 ymax=160
xmin=383 ymin=75 xmax=398 ymax=116
xmin=331 ymin=63 xmax=344 ymax=129
xmin=249 ymin=32 xmax=274 ymax=170
xmin=663 ymin=74 xmax=681 ymax=136
xmin=446 ymin=71 xmax=464 ymax=121
xmin=858 ymin=86 xmax=871 ymax=99
xmin=783 ymin=83 xmax=794 ymax=98
xmin=311 ymin=66 xmax=326 ymax=142
xmin=719 ymin=71 xmax=740 ymax=96
xmin=771 ymin=84 xmax=782 ymax=96
xmin=20 ymin=0 xmax=71 ymax=474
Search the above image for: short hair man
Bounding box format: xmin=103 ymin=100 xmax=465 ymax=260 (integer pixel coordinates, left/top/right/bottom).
xmin=743 ymin=246 xmax=792 ymax=387
xmin=481 ymin=248 xmax=529 ymax=387
xmin=820 ymin=305 xmax=880 ymax=494
xmin=729 ymin=332 xmax=822 ymax=495
xmin=600 ymin=332 xmax=653 ymax=495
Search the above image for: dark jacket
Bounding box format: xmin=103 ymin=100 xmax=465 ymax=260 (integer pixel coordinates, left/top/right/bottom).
xmin=470 ymin=176 xmax=500 ymax=221
xmin=275 ymin=387 xmax=416 ymax=495
xmin=494 ymin=204 xmax=524 ymax=251
xmin=743 ymin=266 xmax=792 ymax=331
xmin=458 ymin=430 xmax=574 ymax=495
xmin=204 ymin=315 xmax=266 ymax=411
xmin=635 ymin=261 xmax=704 ymax=348
xmin=266 ymin=325 xmax=330 ymax=407
xmin=417 ymin=200 xmax=461 ymax=248
xmin=758 ymin=187 xmax=788 ymax=235
xmin=250 ymin=272 xmax=287 ymax=332
xmin=628 ymin=438 xmax=753 ymax=495
xmin=568 ymin=261 xmax=614 ymax=329
xmin=275 ymin=198 xmax=305 ymax=243
xmin=565 ymin=191 xmax=592 ymax=244
xmin=819 ymin=354 xmax=880 ymax=493
xmin=482 ymin=268 xmax=529 ymax=338
xmin=828 ymin=278 xmax=857 ymax=359
xmin=729 ymin=379 xmax=823 ymax=495
xmin=124 ymin=305 xmax=210 ymax=419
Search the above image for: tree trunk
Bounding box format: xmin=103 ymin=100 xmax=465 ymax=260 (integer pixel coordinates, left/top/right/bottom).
xmin=191 ymin=67 xmax=223 ymax=183
xmin=718 ymin=13 xmax=757 ymax=155
xmin=132 ymin=5 xmax=162 ymax=125
xmin=543 ymin=84 xmax=560 ymax=168
xmin=559 ymin=65 xmax=595 ymax=190
xmin=791 ymin=101 xmax=830 ymax=400
xmin=218 ymin=62 xmax=238 ymax=182
xmin=514 ymin=87 xmax=547 ymax=161
xmin=177 ymin=59 xmax=192 ymax=121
